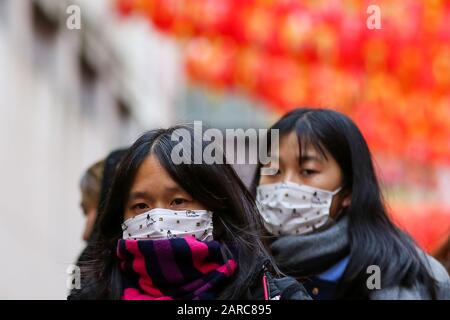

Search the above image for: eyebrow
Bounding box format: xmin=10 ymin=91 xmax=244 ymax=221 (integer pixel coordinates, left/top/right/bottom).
xmin=164 ymin=185 xmax=184 ymax=192
xmin=128 ymin=186 xmax=187 ymax=200
xmin=128 ymin=191 xmax=152 ymax=201
xmin=300 ymin=154 xmax=323 ymax=164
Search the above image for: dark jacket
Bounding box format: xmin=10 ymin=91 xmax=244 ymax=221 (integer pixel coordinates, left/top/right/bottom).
xmin=68 ymin=260 xmax=311 ymax=300
xmin=242 ymin=261 xmax=312 ymax=300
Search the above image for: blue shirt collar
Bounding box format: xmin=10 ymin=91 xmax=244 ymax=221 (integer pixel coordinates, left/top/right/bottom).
xmin=316 ymin=255 xmax=350 ymax=282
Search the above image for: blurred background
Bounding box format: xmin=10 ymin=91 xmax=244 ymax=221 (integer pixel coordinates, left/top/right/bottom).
xmin=0 ymin=0 xmax=449 ymax=299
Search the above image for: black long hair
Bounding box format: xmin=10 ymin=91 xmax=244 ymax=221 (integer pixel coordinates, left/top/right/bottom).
xmin=251 ymin=108 xmax=438 ymax=299
xmin=82 ymin=125 xmax=273 ymax=299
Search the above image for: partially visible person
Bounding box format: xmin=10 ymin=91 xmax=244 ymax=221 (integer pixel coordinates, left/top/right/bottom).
xmin=97 ymin=148 xmax=130 ymax=218
xmin=72 ymin=148 xmax=128 ymax=297
xmin=252 ymin=108 xmax=450 ymax=300
xmin=434 ymin=232 xmax=450 ymax=275
xmin=79 ymin=160 xmax=105 ymax=241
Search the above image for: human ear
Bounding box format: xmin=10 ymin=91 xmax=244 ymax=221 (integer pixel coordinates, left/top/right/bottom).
xmin=342 ymin=194 xmax=351 ymax=208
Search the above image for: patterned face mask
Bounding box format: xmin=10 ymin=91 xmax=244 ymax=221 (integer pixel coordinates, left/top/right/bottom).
xmin=256 ymin=181 xmax=342 ymax=236
xmin=121 ymin=208 xmax=214 ymax=241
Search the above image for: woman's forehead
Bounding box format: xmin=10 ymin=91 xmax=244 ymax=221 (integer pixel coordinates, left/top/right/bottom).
xmin=132 ymin=155 xmax=179 ymax=191
xmin=280 ymin=131 xmax=328 ymax=162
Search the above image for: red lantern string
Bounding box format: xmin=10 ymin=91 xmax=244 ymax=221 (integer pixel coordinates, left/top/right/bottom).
xmin=115 ymin=0 xmax=450 ymax=166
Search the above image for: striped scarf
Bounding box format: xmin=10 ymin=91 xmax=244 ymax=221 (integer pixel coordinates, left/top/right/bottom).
xmin=117 ymin=236 xmax=238 ymax=300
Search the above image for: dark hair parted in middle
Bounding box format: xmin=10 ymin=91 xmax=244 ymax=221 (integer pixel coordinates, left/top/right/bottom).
xmin=94 ymin=125 xmax=275 ymax=299
xmin=252 ymin=108 xmax=438 ymax=299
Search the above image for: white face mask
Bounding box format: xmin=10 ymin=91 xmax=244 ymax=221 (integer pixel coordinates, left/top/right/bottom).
xmin=256 ymin=181 xmax=342 ymax=236
xmin=122 ymin=208 xmax=214 ymax=241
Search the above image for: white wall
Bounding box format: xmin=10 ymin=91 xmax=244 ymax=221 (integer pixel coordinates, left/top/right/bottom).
xmin=0 ymin=0 xmax=182 ymax=299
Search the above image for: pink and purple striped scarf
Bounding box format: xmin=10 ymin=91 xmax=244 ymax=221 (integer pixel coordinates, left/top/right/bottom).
xmin=117 ymin=236 xmax=238 ymax=300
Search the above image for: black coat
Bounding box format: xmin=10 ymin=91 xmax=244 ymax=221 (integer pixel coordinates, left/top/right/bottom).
xmin=68 ymin=260 xmax=311 ymax=300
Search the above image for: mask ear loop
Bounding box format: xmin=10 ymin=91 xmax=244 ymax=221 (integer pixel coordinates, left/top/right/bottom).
xmin=317 ymin=186 xmax=344 ymax=229
xmin=331 ymin=186 xmax=343 ymax=196
xmin=330 ymin=186 xmax=349 ymax=222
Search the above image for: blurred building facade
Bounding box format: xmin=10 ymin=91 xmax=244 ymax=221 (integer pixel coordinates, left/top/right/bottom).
xmin=0 ymin=0 xmax=183 ymax=299
xmin=0 ymin=0 xmax=272 ymax=299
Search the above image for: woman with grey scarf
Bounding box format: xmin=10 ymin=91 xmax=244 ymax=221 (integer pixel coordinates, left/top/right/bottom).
xmin=251 ymin=108 xmax=450 ymax=300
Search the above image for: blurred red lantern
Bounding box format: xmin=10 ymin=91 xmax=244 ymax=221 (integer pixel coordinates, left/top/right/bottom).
xmin=116 ymin=0 xmax=450 ymax=165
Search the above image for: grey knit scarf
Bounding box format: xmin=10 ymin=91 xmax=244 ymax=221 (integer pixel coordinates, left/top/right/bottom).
xmin=270 ymin=215 xmax=350 ymax=277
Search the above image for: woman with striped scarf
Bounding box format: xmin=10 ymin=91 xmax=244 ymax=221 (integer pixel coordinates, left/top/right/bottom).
xmin=69 ymin=125 xmax=310 ymax=300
